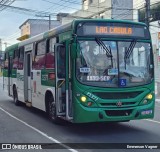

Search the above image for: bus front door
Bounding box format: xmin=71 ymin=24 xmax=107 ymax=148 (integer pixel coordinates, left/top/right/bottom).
xmin=24 ymin=51 xmax=32 ymax=106
xmin=8 ymin=56 xmax=13 ymax=96
xmin=55 ymin=45 xmax=66 ymax=116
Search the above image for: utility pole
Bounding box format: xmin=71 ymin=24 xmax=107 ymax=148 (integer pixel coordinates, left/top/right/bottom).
xmin=35 ymin=14 xmax=51 ymax=30
xmin=49 ymin=14 xmax=51 ymax=30
xmin=145 ymin=0 xmax=150 ymax=27
xmin=4 ymin=42 xmax=7 ymax=49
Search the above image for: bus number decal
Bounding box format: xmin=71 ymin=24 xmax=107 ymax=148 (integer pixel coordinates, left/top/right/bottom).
xmin=86 ymin=92 xmax=98 ymax=101
xmin=80 ymin=67 xmax=90 ymax=73
xmin=41 ymin=75 xmax=48 ymax=81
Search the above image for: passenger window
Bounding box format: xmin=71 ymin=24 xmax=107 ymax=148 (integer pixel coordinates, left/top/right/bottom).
xmin=46 ymin=38 xmax=56 ymax=69
xmin=57 ymin=45 xmax=66 ymax=78
xmin=13 ymin=49 xmax=19 ymax=69
xmin=4 ymin=52 xmax=9 ymax=69
xmin=34 ymin=40 xmax=46 ymax=70
xmin=18 ymin=47 xmax=24 ymax=70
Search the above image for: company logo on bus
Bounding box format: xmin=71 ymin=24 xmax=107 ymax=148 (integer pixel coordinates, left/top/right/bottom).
xmin=116 ymin=101 xmax=122 ymax=107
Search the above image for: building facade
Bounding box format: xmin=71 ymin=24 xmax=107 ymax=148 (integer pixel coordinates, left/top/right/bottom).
xmin=62 ymin=0 xmax=133 ymax=24
xmin=150 ymin=21 xmax=160 ymax=82
xmin=17 ymin=19 xmax=61 ymax=41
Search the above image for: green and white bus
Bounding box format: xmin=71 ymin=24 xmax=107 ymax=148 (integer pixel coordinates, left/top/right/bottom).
xmin=3 ymin=19 xmax=155 ymax=123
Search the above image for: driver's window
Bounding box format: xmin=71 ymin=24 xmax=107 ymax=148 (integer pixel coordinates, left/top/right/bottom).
xmin=57 ymin=46 xmax=66 ymax=78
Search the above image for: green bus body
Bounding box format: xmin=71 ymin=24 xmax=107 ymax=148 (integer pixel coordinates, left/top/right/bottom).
xmin=3 ymin=19 xmax=155 ymax=123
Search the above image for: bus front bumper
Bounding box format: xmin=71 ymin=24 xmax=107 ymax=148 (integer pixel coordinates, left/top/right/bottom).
xmin=73 ymin=100 xmax=155 ymax=123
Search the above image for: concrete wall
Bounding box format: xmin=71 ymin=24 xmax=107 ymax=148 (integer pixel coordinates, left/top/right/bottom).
xmin=21 ymin=22 xmax=30 ymax=36
xmin=61 ymin=0 xmax=133 ymax=25
xmin=150 ymin=21 xmax=160 ymax=82
xmin=111 ymin=0 xmax=133 ymax=20
xmin=29 ymin=20 xmax=61 ymax=37
xmin=20 ymin=20 xmax=61 ymax=38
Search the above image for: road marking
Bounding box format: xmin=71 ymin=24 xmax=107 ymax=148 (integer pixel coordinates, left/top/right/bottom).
xmin=0 ymin=107 xmax=78 ymax=152
xmin=145 ymin=119 xmax=160 ymax=124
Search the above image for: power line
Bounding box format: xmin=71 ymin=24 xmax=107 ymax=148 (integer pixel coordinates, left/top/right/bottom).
xmin=3 ymin=33 xmax=20 ymax=41
xmin=41 ymin=1 xmax=72 ymax=15
xmin=0 ymin=3 xmax=57 ymax=16
xmin=60 ymin=0 xmax=109 ymax=9
xmin=0 ymin=0 xmax=143 ymax=20
xmin=0 ymin=0 xmax=16 ymax=12
xmin=42 ymin=0 xmax=98 ymax=15
xmin=60 ymin=0 xmax=143 ymax=10
xmin=42 ymin=0 xmax=139 ymax=20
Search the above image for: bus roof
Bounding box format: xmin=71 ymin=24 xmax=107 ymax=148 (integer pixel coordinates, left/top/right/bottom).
xmin=72 ymin=19 xmax=147 ymax=26
xmin=19 ymin=22 xmax=72 ymax=47
xmin=6 ymin=19 xmax=147 ymax=52
xmin=5 ymin=43 xmax=19 ymax=56
xmin=19 ymin=19 xmax=147 ymax=47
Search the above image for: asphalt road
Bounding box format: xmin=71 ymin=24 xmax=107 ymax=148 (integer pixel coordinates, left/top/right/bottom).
xmin=0 ymin=81 xmax=160 ymax=152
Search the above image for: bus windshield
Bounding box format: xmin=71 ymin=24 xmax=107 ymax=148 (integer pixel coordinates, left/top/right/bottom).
xmin=76 ymin=40 xmax=153 ymax=87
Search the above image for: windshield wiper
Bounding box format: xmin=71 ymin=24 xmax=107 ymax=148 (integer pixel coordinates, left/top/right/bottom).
xmin=95 ymin=38 xmax=113 ymax=67
xmin=124 ymin=39 xmax=137 ymax=69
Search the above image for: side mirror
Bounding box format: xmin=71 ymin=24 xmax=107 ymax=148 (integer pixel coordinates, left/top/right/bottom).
xmin=71 ymin=43 xmax=77 ymax=59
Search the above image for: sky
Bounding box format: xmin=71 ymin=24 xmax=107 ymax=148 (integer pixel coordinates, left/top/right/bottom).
xmin=0 ymin=0 xmax=81 ymax=50
xmin=0 ymin=0 xmax=159 ymax=50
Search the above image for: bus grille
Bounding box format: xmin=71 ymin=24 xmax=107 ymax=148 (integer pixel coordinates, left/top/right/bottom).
xmin=100 ymin=102 xmax=136 ymax=107
xmin=105 ymin=109 xmax=133 ymax=117
xmin=92 ymin=91 xmax=143 ymax=99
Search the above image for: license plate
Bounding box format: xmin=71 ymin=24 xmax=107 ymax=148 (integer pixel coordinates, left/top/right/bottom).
xmin=141 ymin=110 xmax=152 ymax=115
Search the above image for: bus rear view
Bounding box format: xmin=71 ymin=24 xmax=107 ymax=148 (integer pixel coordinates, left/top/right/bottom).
xmin=71 ymin=20 xmax=154 ymax=123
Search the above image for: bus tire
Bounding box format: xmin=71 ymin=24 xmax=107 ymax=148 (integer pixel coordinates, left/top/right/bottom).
xmin=13 ymin=87 xmax=20 ymax=106
xmin=47 ymin=94 xmax=60 ymax=124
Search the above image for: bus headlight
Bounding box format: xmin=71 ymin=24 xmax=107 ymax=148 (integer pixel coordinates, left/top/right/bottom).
xmin=140 ymin=93 xmax=153 ymax=105
xmin=146 ymin=94 xmax=153 ymax=100
xmin=81 ymin=96 xmax=87 ymax=102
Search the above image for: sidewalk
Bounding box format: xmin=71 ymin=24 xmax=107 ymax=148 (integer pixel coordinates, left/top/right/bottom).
xmin=155 ymin=82 xmax=160 ymax=104
xmin=0 ymin=76 xmax=3 ymax=85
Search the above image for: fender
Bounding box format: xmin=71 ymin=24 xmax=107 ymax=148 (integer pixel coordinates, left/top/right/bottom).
xmin=45 ymin=88 xmax=55 ymax=98
xmin=44 ymin=88 xmax=55 ymax=111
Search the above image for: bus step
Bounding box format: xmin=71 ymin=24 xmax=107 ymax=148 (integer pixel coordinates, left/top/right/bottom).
xmin=57 ymin=112 xmax=66 ymax=116
xmin=26 ymin=102 xmax=32 ymax=107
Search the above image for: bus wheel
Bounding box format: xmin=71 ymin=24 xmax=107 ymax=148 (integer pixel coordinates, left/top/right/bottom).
xmin=13 ymin=87 xmax=20 ymax=106
xmin=48 ymin=95 xmax=60 ymax=123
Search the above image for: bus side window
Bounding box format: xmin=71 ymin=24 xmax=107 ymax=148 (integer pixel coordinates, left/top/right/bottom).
xmin=18 ymin=47 xmax=24 ymax=70
xmin=4 ymin=52 xmax=8 ymax=69
xmin=13 ymin=49 xmax=19 ymax=69
xmin=34 ymin=40 xmax=46 ymax=70
xmin=46 ymin=38 xmax=56 ymax=69
xmin=32 ymin=43 xmax=36 ymax=70
xmin=57 ymin=45 xmax=66 ymax=78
